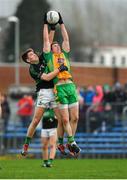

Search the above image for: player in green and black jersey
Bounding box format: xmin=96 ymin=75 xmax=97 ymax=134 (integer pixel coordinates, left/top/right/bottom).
xmin=41 ymin=107 xmax=57 ymax=167
xmin=21 ymin=44 xmax=67 ymax=156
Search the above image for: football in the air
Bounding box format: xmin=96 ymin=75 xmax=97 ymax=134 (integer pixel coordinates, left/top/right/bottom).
xmin=47 ymin=10 xmax=59 ymax=24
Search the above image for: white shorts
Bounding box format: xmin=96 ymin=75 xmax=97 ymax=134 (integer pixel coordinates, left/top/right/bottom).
xmin=36 ymin=89 xmax=57 ymax=108
xmin=41 ymin=128 xmax=57 ymax=137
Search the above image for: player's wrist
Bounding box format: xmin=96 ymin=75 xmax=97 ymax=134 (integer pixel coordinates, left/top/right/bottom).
xmin=58 ymin=12 xmax=64 ymax=25
xmin=59 ymin=19 xmax=64 ymax=24
xmin=44 ymin=13 xmax=48 ymax=24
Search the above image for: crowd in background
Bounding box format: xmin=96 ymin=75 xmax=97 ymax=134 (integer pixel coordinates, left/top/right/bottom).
xmin=77 ymin=82 xmax=127 ymax=133
xmin=1 ymin=81 xmax=127 ymax=135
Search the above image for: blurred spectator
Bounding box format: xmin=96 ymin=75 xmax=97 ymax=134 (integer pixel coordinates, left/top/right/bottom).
xmin=88 ymin=85 xmax=103 ymax=133
xmin=89 ymin=110 xmax=101 ymax=133
xmin=1 ymin=93 xmax=11 ymax=133
xmin=82 ymin=86 xmax=96 ymax=132
xmin=0 ymin=93 xmax=4 ymax=155
xmin=124 ymin=83 xmax=127 ymax=103
xmin=103 ymin=84 xmax=114 ymax=104
xmin=79 ymin=87 xmax=86 ymax=103
xmin=0 ymin=92 xmax=3 ymax=135
xmin=84 ymin=86 xmax=95 ymax=106
xmin=92 ymin=85 xmax=104 ymax=112
xmin=112 ymin=82 xmax=126 ymax=120
xmin=113 ymin=82 xmax=125 ymax=102
xmin=0 ymin=92 xmax=2 ymax=118
xmin=77 ymin=87 xmax=85 ymax=132
xmin=17 ymin=94 xmax=34 ymax=128
xmin=100 ymin=103 xmax=115 ymax=132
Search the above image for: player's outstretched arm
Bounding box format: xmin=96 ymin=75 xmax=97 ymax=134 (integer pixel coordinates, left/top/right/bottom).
xmin=61 ymin=24 xmax=70 ymax=52
xmin=58 ymin=13 xmax=70 ymax=52
xmin=43 ymin=13 xmax=51 ymax=53
xmin=49 ymin=30 xmax=55 ymax=44
xmin=48 ymin=23 xmax=56 ymax=44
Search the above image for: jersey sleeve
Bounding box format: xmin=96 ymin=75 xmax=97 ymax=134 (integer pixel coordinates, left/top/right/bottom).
xmin=43 ymin=65 xmax=50 ymax=74
xmin=43 ymin=51 xmax=52 ymax=63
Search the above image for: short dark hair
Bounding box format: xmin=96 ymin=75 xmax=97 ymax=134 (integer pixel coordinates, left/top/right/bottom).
xmin=21 ymin=48 xmax=34 ymax=63
xmin=51 ymin=41 xmax=59 ymax=50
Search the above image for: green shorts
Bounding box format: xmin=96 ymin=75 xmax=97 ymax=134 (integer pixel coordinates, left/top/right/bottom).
xmin=56 ymin=83 xmax=78 ymax=105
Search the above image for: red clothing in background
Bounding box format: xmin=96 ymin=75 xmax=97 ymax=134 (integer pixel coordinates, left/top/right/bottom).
xmin=17 ymin=95 xmax=34 ymax=116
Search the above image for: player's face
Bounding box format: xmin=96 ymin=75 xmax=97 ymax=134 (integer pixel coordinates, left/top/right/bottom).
xmin=52 ymin=43 xmax=61 ymax=54
xmin=27 ymin=51 xmax=39 ymax=64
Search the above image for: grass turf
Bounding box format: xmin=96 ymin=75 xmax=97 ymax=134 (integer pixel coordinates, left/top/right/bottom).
xmin=0 ymin=158 xmax=127 ymax=179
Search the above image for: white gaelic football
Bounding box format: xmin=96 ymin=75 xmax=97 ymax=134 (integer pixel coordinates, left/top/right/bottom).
xmin=47 ymin=11 xmax=59 ymax=24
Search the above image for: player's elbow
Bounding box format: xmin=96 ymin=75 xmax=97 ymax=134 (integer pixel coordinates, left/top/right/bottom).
xmin=43 ymin=47 xmax=49 ymax=53
xmin=66 ymin=47 xmax=70 ymax=52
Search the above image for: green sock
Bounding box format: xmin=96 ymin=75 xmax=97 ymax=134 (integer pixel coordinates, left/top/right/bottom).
xmin=58 ymin=137 xmax=64 ymax=144
xmin=44 ymin=160 xmax=48 ymax=164
xmin=49 ymin=159 xmax=53 ymax=163
xmin=68 ymin=136 xmax=74 ymax=143
xmin=24 ymin=137 xmax=31 ymax=145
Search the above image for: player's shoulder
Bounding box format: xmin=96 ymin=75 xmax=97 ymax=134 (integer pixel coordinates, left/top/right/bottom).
xmin=29 ymin=63 xmax=38 ymax=72
xmin=29 ymin=64 xmax=34 ymax=73
xmin=43 ymin=51 xmax=53 ymax=61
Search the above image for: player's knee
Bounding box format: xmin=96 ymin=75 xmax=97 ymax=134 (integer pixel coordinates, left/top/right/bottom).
xmin=71 ymin=116 xmax=79 ymax=124
xmin=62 ymin=118 xmax=69 ymax=125
xmin=43 ymin=144 xmax=48 ymax=150
xmin=74 ymin=116 xmax=79 ymax=123
xmin=50 ymin=144 xmax=55 ymax=149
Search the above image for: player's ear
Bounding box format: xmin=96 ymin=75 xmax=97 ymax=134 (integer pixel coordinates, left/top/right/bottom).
xmin=26 ymin=59 xmax=30 ymax=63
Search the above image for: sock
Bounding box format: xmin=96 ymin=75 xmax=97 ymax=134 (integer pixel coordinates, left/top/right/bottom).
xmin=49 ymin=159 xmax=53 ymax=163
xmin=67 ymin=136 xmax=74 ymax=144
xmin=58 ymin=137 xmax=64 ymax=144
xmin=24 ymin=137 xmax=31 ymax=145
xmin=44 ymin=160 xmax=48 ymax=164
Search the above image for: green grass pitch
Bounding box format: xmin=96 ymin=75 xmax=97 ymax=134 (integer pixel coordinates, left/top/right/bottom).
xmin=0 ymin=158 xmax=127 ymax=179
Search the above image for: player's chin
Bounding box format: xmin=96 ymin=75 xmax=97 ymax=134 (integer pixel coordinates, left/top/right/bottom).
xmin=31 ymin=59 xmax=39 ymax=64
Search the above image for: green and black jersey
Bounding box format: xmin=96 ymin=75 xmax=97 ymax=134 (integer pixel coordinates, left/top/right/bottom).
xmin=29 ymin=53 xmax=54 ymax=92
xmin=42 ymin=108 xmax=57 ymax=129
